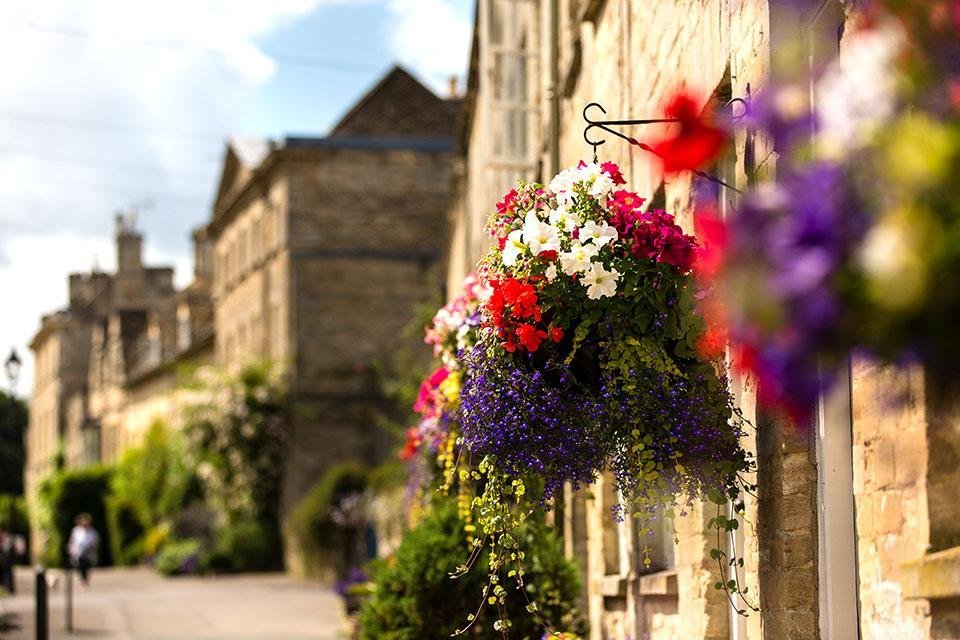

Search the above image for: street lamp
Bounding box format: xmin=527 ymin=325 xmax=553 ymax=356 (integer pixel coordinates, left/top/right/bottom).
xmin=4 ymin=348 xmax=22 ymax=394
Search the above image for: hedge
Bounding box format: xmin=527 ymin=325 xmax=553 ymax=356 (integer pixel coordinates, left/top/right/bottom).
xmin=39 ymin=466 xmax=113 ymax=567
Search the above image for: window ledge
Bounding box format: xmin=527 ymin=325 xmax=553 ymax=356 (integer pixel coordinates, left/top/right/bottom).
xmin=902 ymin=545 xmax=960 ymax=600
xmin=638 ymin=570 xmax=678 ymax=596
xmin=596 ymin=574 xmax=627 ymax=598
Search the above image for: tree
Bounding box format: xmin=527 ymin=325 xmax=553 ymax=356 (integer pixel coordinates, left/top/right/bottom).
xmin=0 ymin=391 xmax=27 ymax=496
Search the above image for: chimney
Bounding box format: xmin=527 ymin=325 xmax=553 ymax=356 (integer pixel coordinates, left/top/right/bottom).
xmin=447 ymin=75 xmax=460 ymax=99
xmin=116 ymin=210 xmax=143 ymax=273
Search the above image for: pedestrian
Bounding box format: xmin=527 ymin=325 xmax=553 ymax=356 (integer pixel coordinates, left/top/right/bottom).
xmin=0 ymin=523 xmax=13 ymax=594
xmin=67 ymin=513 xmax=100 ymax=588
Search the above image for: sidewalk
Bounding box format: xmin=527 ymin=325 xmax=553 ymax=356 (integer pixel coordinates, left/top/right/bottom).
xmin=0 ymin=566 xmax=347 ymax=640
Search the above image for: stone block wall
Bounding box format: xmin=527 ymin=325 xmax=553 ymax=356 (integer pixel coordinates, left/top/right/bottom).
xmin=852 ymin=360 xmax=932 ymax=640
xmin=280 ymin=146 xmax=451 ymax=517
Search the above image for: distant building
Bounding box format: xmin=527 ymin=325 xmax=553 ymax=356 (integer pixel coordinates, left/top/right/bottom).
xmin=26 ymin=212 xmax=214 ymax=553
xmin=207 ymin=66 xmax=458 ymax=568
xmin=25 ymin=65 xmax=458 ymax=567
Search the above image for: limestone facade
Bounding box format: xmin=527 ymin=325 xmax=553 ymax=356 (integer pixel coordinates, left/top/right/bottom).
xmin=446 ymin=0 xmax=954 ymax=638
xmin=206 ymin=67 xmax=457 ymax=549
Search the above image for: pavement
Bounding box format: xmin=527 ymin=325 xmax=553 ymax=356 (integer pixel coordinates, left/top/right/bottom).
xmin=0 ymin=566 xmax=348 ymax=640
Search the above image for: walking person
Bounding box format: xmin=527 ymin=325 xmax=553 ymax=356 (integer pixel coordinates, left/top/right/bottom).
xmin=67 ymin=513 xmax=100 ymax=588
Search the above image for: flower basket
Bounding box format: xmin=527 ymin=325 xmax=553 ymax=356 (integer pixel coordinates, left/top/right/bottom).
xmin=397 ymin=162 xmax=757 ymax=636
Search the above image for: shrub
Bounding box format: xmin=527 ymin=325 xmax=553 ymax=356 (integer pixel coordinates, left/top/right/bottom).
xmin=358 ymin=501 xmax=584 ymax=640
xmin=286 ymin=462 xmax=369 ymax=580
xmin=206 ymin=521 xmax=281 ymax=573
xmin=0 ymin=493 xmax=29 ymax=563
xmin=143 ymin=522 xmax=172 ymax=558
xmin=155 ymin=538 xmax=205 ymax=576
xmin=105 ymin=495 xmax=147 ymax=566
xmin=107 ymin=421 xmax=198 ymax=566
xmin=38 ymin=466 xmax=113 ymax=567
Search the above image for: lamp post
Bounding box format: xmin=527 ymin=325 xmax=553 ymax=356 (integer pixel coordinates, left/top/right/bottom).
xmin=5 ymin=347 xmax=21 ymax=395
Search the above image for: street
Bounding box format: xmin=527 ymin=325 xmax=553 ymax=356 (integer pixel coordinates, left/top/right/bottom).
xmin=0 ymin=566 xmax=347 ymax=640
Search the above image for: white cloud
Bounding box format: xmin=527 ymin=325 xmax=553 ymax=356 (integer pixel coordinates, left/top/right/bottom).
xmin=386 ymin=0 xmax=471 ymax=94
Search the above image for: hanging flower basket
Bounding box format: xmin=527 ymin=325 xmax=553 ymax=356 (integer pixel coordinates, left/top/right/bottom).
xmin=413 ymin=161 xmax=759 ymax=635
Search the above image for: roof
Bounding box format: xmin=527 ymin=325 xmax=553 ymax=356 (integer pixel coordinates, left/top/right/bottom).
xmin=329 ymin=65 xmax=459 ymax=140
xmin=284 ymin=135 xmax=453 ymax=153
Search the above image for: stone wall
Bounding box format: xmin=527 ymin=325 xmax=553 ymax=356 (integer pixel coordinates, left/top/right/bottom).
xmin=852 ymin=361 xmax=932 ymax=640
xmin=281 ymin=146 xmax=451 ymax=516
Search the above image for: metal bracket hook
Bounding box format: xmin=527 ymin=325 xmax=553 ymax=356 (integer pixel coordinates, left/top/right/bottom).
xmin=581 ymin=96 xmax=750 ymax=194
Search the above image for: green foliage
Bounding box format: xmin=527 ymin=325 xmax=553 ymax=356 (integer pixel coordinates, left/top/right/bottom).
xmin=0 ymin=391 xmax=27 ymax=495
xmin=154 ymin=538 xmax=204 ymax=576
xmin=38 ymin=465 xmax=113 ymax=567
xmin=0 ymin=493 xmax=30 ymax=562
xmin=286 ymin=462 xmax=369 ymax=579
xmin=143 ymin=522 xmax=172 ymax=558
xmin=358 ymin=501 xmax=583 ymax=640
xmin=367 ymin=460 xmax=408 ymax=495
xmin=112 ymin=421 xmax=196 ymax=525
xmin=105 ymin=495 xmax=147 ymax=566
xmin=182 ymin=362 xmax=287 ymax=534
xmin=106 ymin=421 xmax=197 ymax=566
xmin=206 ymin=521 xmax=280 ymax=573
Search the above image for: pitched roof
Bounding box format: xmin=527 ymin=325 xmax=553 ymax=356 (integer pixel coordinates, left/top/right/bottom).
xmin=329 ymin=65 xmax=459 ymax=140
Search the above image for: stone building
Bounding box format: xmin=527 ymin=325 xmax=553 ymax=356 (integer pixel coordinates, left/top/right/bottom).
xmin=446 ymin=1 xmax=955 ymax=638
xmin=26 ymin=212 xmax=214 ymax=552
xmin=206 ymin=66 xmax=458 ymax=559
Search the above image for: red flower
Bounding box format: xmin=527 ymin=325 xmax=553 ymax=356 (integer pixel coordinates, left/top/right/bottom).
xmin=693 ymin=205 xmax=727 ymax=278
xmin=651 ymin=93 xmax=728 ymax=174
xmin=549 ymin=327 xmax=565 ymax=343
xmin=538 ymin=249 xmax=559 ymax=261
xmin=413 ymin=367 xmax=450 ymax=416
xmin=659 ymin=231 xmax=695 ymax=272
xmin=601 ymin=161 xmax=627 ymax=185
xmin=496 ymin=189 xmax=518 ymax=217
xmin=610 ymin=190 xmax=646 ymax=216
xmin=399 ymin=427 xmax=422 ymax=461
xmin=515 ymin=323 xmax=548 ymax=352
xmin=696 ymin=326 xmax=727 ymax=360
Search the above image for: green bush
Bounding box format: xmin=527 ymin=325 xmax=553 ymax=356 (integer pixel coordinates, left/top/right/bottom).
xmin=105 ymin=495 xmax=147 ymax=566
xmin=358 ymin=501 xmax=584 ymax=640
xmin=206 ymin=521 xmax=281 ymax=573
xmin=38 ymin=465 xmax=113 ymax=568
xmin=0 ymin=493 xmax=29 ymax=563
xmin=154 ymin=538 xmax=205 ymax=576
xmin=286 ymin=462 xmax=369 ymax=579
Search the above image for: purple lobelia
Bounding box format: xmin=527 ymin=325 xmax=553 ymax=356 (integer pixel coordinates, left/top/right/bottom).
xmin=458 ymin=340 xmax=609 ymax=502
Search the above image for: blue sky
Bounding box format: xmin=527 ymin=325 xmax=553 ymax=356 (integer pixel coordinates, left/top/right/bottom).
xmin=0 ymin=0 xmax=473 ymax=389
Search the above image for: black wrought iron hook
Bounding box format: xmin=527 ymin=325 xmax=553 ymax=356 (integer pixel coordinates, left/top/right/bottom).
xmin=582 ymin=103 xmax=607 ymax=162
xmin=581 ymin=97 xmax=749 ymax=194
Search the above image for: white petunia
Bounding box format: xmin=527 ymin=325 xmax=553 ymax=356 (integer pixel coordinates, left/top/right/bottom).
xmin=559 ymin=242 xmax=600 ymax=276
xmin=502 ymin=229 xmax=527 ymax=266
xmin=588 ymin=173 xmax=615 ymax=197
xmin=522 ymin=210 xmax=561 ymax=256
xmin=544 ymin=264 xmax=558 ymax=282
xmin=581 ymin=262 xmax=619 ymax=300
xmin=548 ymin=205 xmax=581 ymax=233
xmin=549 ymin=167 xmax=580 ymax=195
xmin=580 ymin=220 xmax=619 ymax=246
